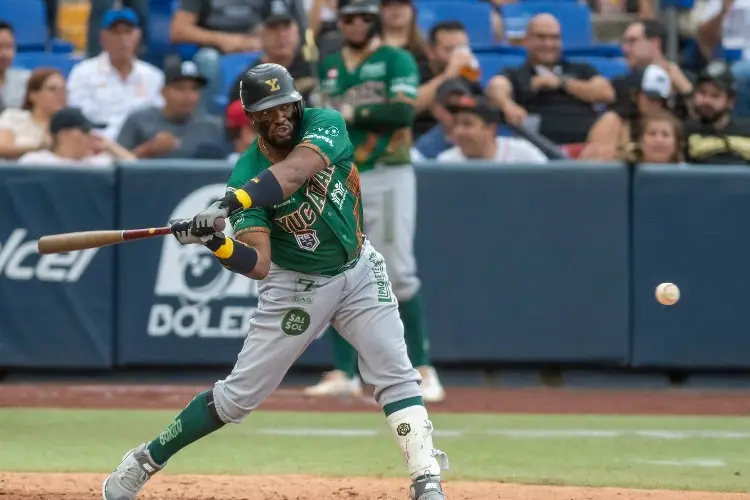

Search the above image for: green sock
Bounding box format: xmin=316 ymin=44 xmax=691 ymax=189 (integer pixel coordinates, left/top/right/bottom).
xmin=146 ymin=389 xmax=225 ymax=465
xmin=330 ymin=327 xmax=358 ymax=378
xmin=399 ymin=293 xmax=431 ymax=367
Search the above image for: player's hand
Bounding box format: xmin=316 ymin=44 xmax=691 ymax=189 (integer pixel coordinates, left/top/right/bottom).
xmin=191 ymin=200 xmax=230 ymax=237
xmin=170 ymin=219 xmax=224 ymax=245
xmin=530 ymin=74 xmax=562 ymax=92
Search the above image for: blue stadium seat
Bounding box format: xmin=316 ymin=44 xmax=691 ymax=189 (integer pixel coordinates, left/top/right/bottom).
xmin=475 ymin=53 xmax=525 ymax=87
xmin=500 ymin=2 xmax=593 ymax=49
xmin=567 ymin=56 xmax=628 ymax=79
xmin=213 ymin=51 xmax=261 ymax=112
xmin=12 ymin=52 xmax=83 ymax=78
xmin=416 ymin=1 xmax=495 ymax=45
xmin=3 ymin=0 xmax=49 ymax=51
xmin=148 ymin=0 xmax=177 ymax=61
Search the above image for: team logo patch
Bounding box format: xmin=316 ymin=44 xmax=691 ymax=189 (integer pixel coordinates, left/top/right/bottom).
xmin=294 ymin=229 xmax=320 ymax=251
xmin=265 ymin=78 xmax=280 ymax=92
xmin=281 ymin=308 xmax=311 ymax=336
xmin=396 ymin=423 xmax=411 ymax=436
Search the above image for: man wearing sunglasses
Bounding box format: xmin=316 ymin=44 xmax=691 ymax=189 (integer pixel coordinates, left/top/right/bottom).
xmin=307 ymin=0 xmax=446 ymax=405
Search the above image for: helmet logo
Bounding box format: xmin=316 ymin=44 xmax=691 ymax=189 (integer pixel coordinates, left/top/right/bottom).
xmin=265 ymin=78 xmax=281 ymax=92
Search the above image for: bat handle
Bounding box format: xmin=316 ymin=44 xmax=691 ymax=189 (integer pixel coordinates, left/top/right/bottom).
xmin=122 ymin=227 xmax=172 ymax=242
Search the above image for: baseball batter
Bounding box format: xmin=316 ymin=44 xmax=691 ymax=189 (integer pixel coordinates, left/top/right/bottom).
xmin=101 ymin=64 xmax=448 ymax=500
xmin=305 ymin=0 xmax=445 ymax=402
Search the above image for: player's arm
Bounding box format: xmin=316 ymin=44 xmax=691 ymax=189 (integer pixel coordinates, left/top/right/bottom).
xmin=189 ymin=110 xmax=350 ymax=236
xmin=202 ymin=228 xmax=271 ymax=281
xmin=349 ymin=50 xmax=418 ymax=132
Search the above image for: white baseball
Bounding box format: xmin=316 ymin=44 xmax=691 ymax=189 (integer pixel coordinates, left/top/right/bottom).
xmin=655 ymin=283 xmax=680 ymax=306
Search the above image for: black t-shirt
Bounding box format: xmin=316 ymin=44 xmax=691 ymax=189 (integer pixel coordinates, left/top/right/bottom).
xmin=503 ymin=61 xmax=601 ymax=144
xmin=684 ymin=118 xmax=750 ymax=164
xmin=228 ymin=52 xmax=316 ymax=105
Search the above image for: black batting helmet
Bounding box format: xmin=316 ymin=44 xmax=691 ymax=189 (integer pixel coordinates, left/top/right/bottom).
xmin=239 ymin=63 xmax=304 ymax=113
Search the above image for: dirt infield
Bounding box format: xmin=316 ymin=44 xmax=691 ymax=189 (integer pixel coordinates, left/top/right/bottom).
xmin=3 ymin=383 xmax=750 ymax=414
xmin=3 ymin=473 xmax=750 ymax=500
xmin=3 ymin=383 xmax=750 ymax=500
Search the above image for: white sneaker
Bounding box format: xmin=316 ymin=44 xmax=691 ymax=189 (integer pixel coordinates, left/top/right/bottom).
xmin=303 ymin=370 xmax=363 ymax=398
xmin=418 ymin=366 xmax=446 ymax=403
xmin=101 ymin=443 xmax=163 ymax=500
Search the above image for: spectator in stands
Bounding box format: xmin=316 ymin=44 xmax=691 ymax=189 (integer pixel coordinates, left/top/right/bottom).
xmin=618 ymin=20 xmax=693 ymax=103
xmin=0 ymin=22 xmax=31 ymax=112
xmin=436 ymin=95 xmax=547 ymax=163
xmin=413 ymin=78 xmax=474 ymax=160
xmin=684 ymin=61 xmax=750 ymax=164
xmin=588 ymin=0 xmax=654 ymax=18
xmin=696 ymin=0 xmax=750 ymax=119
xmin=67 ymin=8 xmax=164 ymax=141
xmin=117 ymin=61 xmax=225 ymax=159
xmin=87 ymin=0 xmax=149 ymax=57
xmin=381 ymin=0 xmax=427 ymax=65
xmin=171 ymin=0 xmax=307 ymax=112
xmin=624 ymin=111 xmax=685 ymax=164
xmin=18 ymin=107 xmax=135 ymax=166
xmin=225 ymin=99 xmax=256 ymax=163
xmin=228 ymin=1 xmax=315 ymax=106
xmin=487 ymin=14 xmax=615 ymax=145
xmin=309 ymin=0 xmax=344 ymax=59
xmin=415 ymin=21 xmax=482 ymax=138
xmin=581 ymin=64 xmax=671 ymax=161
xmin=0 ymin=68 xmax=66 ymax=160
xmin=696 ymin=0 xmax=746 ymax=66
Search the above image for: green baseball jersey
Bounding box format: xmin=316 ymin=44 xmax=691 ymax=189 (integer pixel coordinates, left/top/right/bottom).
xmin=318 ymin=45 xmax=419 ymax=172
xmin=226 ymin=107 xmax=364 ymax=277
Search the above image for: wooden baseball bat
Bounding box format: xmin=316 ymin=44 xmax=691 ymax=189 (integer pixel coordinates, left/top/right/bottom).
xmin=37 ymin=227 xmax=172 ymax=254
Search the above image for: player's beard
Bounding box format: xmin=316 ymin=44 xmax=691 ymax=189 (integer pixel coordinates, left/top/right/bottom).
xmin=259 ymin=120 xmax=297 ymax=150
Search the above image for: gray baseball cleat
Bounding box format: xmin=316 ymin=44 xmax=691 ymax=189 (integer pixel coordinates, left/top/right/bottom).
xmin=101 ymin=443 xmax=164 ymax=500
xmin=410 ymin=474 xmax=446 ymax=500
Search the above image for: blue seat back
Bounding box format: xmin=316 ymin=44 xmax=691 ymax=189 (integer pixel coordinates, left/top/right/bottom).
xmin=12 ymin=52 xmax=83 ymax=78
xmin=2 ymin=0 xmax=49 ymax=51
xmin=500 ymin=2 xmax=593 ymax=49
xmin=416 ymin=2 xmax=495 ymax=46
xmin=213 ymin=51 xmax=261 ymax=110
xmin=475 ymin=53 xmax=525 ymax=87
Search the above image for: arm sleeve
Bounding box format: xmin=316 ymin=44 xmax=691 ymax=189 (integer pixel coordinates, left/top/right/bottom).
xmin=296 ymin=108 xmax=351 ymax=166
xmin=226 ymin=153 xmax=273 ymax=234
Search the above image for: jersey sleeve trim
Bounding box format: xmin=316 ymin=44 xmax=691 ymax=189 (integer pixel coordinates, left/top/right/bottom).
xmin=295 ymin=141 xmax=331 ymax=167
xmin=236 ymin=226 xmax=271 ymax=237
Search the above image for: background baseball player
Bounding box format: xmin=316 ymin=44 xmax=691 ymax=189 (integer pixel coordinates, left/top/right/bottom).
xmin=101 ymin=63 xmax=448 ymax=500
xmin=304 ymin=0 xmax=445 ymax=403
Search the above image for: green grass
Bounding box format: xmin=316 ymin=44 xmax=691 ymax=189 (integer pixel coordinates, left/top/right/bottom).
xmin=1 ymin=409 xmax=750 ymax=492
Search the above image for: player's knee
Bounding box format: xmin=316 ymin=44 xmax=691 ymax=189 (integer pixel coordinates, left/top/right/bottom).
xmin=212 ymin=380 xmax=258 ymax=424
xmin=375 ymin=378 xmax=422 ymax=408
